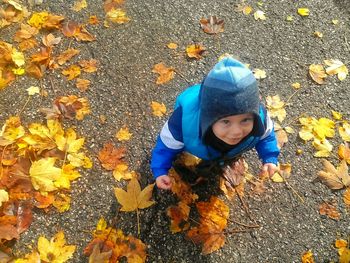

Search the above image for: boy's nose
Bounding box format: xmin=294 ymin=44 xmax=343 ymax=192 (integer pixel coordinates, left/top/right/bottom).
xmin=229 ymin=127 xmax=242 ymax=137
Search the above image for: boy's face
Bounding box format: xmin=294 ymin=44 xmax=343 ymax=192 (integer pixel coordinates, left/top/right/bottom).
xmin=212 ymin=113 xmax=254 ymax=145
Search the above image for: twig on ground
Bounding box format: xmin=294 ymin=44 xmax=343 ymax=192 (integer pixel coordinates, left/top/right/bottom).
xmin=228 ymin=218 xmax=260 ymax=228
xmin=279 ymin=173 xmax=305 ymax=203
xmin=175 ymin=70 xmax=191 ymax=84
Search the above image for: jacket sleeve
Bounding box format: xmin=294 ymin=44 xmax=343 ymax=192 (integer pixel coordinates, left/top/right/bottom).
xmin=151 ymin=107 xmax=184 ymax=178
xmin=255 ymin=110 xmax=280 ymax=165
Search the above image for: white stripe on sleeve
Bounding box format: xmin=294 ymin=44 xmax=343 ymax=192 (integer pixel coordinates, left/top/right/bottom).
xmin=160 ymin=121 xmax=184 ymax=150
xmin=260 ymin=111 xmax=274 ymax=139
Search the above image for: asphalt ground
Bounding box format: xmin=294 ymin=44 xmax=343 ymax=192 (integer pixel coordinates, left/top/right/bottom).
xmin=1 ymin=0 xmax=350 ymax=262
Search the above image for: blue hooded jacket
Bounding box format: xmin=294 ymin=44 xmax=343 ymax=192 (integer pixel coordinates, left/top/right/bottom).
xmin=151 ymin=57 xmax=280 ymax=179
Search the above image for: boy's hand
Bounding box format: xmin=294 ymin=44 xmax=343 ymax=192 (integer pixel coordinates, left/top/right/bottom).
xmin=156 ymin=175 xmax=172 ymax=190
xmin=261 ymin=163 xmax=278 ymax=177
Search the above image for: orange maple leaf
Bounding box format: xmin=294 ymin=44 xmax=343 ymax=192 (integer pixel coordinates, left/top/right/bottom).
xmin=152 ymin=62 xmax=175 ymax=85
xmin=186 ymin=44 xmax=206 ymax=59
xmin=187 ymin=196 xmax=229 ymax=254
xmin=166 ymin=201 xmax=190 ymax=233
xmin=319 ymin=201 xmax=340 ymax=220
xmin=98 ymin=142 xmax=126 ymax=170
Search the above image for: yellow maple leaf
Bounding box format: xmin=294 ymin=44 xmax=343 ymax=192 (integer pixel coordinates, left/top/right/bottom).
xmin=298 ymin=116 xmax=335 ymax=142
xmin=113 ymin=163 xmax=137 ymax=181
xmin=0 ymin=189 xmax=9 ymax=207
xmin=116 ymin=127 xmax=132 ymax=141
xmin=106 ymin=8 xmax=130 ymax=24
xmin=309 ymin=64 xmax=327 ymax=84
xmin=271 ymin=163 xmax=292 ymax=183
xmin=151 ymin=101 xmax=166 ymax=117
xmin=0 ymin=116 xmax=25 ymax=143
xmin=71 ymin=0 xmax=87 ymax=12
xmin=339 ymin=122 xmax=350 ymax=142
xmin=62 ymin=64 xmax=81 ymax=80
xmin=186 ymin=44 xmax=206 ymax=59
xmin=318 ymin=160 xmax=350 ymax=190
xmin=12 ymin=67 xmax=25 ymax=75
xmin=67 ymin=152 xmax=92 ymax=168
xmin=29 ymin=158 xmax=61 ymax=193
xmin=254 ymin=10 xmax=266 ymax=20
xmin=28 ymin=11 xmax=49 ymax=29
xmin=324 ymin=59 xmax=348 ymax=81
xmin=298 ymin=8 xmax=309 ymax=17
xmin=253 ymin=68 xmax=266 ymax=79
xmin=54 ymin=164 xmax=80 ymax=189
xmin=332 ymin=110 xmax=343 ymax=120
xmin=38 ymin=231 xmax=76 ymax=262
xmin=313 ymin=138 xmax=333 ymax=157
xmin=53 ymin=193 xmax=71 ymax=212
xmin=55 ymin=128 xmax=85 ymax=153
xmin=26 ymin=85 xmax=40 ymax=95
xmin=313 ymin=118 xmax=335 ymax=140
xmin=114 ymin=178 xmax=155 ymax=211
xmin=11 ymin=49 xmax=25 ymax=67
xmin=14 ymin=251 xmax=41 ymax=263
xmin=339 ymin=247 xmax=350 ymax=263
xmin=301 ymin=250 xmax=315 ymax=263
xmin=266 ymin=95 xmax=286 ymax=122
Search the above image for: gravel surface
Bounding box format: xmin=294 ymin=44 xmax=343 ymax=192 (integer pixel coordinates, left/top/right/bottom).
xmin=1 ymin=0 xmax=350 ymax=262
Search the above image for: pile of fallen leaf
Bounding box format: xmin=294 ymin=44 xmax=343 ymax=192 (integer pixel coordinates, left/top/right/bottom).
xmin=1 ymin=0 xmax=350 ymax=262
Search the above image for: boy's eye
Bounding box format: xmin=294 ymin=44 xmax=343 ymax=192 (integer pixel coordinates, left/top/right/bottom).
xmin=221 ymin=120 xmax=230 ymax=124
xmin=242 ymin=118 xmax=254 ymax=123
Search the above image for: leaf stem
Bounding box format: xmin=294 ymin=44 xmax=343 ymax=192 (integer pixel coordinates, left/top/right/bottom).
xmin=18 ymin=96 xmax=31 ymax=116
xmin=136 ymin=208 xmax=140 ymax=237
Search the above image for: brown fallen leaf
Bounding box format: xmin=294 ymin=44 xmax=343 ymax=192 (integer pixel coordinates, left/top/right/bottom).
xmin=88 ymin=243 xmax=112 ymax=263
xmin=318 ymin=160 xmax=350 ymax=190
xmin=200 ymin=16 xmax=224 ymax=34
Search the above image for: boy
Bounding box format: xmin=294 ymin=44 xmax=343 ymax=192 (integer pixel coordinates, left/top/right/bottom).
xmin=151 ymin=57 xmax=280 ymax=190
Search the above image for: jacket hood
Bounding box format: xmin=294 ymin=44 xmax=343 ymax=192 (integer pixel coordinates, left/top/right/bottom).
xmin=200 ymin=57 xmax=264 ymax=139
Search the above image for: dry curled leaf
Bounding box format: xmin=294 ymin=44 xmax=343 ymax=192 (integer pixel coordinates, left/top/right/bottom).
xmin=199 ymin=16 xmax=224 ymax=34
xmin=318 ymin=160 xmax=350 ymax=190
